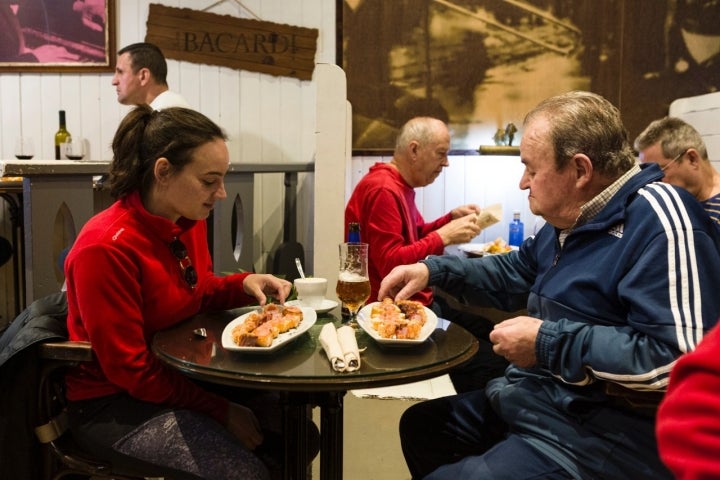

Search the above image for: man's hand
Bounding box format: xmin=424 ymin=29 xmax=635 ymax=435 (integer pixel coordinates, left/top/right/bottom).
xmin=450 ymin=204 xmax=481 ymax=219
xmin=437 ymin=214 xmax=482 ymax=245
xmin=377 ymin=263 xmax=430 ymax=302
xmin=243 ymin=274 xmax=293 ymax=304
xmin=489 ymin=316 xmax=543 ymax=368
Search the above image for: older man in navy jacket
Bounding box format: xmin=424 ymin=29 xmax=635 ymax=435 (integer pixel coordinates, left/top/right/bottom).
xmin=379 ymin=91 xmax=720 ymax=480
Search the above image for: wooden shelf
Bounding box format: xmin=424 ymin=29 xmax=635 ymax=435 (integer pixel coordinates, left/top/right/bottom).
xmin=478 ymin=145 xmax=520 ymax=156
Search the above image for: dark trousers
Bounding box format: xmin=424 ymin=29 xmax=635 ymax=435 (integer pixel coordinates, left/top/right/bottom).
xmin=399 ymin=390 xmax=572 ymax=480
xmin=431 ymin=297 xmax=509 ymax=393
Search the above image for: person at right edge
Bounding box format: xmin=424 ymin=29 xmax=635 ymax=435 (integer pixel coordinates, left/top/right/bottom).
xmin=378 ymin=91 xmax=720 ymax=479
xmin=656 ymin=320 xmax=720 ymax=479
xmin=345 ymin=116 xmax=509 ymax=393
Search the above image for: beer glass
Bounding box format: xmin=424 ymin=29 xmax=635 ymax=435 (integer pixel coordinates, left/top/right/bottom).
xmin=336 ymin=242 xmax=371 ymax=323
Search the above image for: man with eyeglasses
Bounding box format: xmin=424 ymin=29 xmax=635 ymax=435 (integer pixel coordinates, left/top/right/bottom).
xmin=635 ymin=116 xmax=720 ymax=228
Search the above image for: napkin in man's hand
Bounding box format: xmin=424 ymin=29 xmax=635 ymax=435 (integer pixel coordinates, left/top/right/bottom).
xmin=476 ymin=203 xmax=502 ymax=230
xmin=319 ymin=323 xmax=361 ymax=372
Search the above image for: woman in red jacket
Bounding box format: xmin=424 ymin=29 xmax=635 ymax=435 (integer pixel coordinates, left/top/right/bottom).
xmin=64 ymin=105 xmax=301 ymax=480
xmin=656 ymin=324 xmax=720 ymax=479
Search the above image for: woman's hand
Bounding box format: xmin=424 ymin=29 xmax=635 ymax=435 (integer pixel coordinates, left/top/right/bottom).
xmin=243 ymin=274 xmax=293 ymax=305
xmin=225 ymin=402 xmax=264 ymax=450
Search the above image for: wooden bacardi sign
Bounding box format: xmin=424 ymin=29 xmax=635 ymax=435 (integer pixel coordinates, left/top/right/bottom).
xmin=145 ymin=4 xmax=318 ymax=80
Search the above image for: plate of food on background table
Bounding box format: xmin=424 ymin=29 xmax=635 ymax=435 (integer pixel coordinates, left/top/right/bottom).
xmin=457 ymin=238 xmax=517 ymax=258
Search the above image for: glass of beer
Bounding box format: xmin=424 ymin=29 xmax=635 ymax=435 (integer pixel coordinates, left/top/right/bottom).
xmin=336 ymin=242 xmax=371 ymax=323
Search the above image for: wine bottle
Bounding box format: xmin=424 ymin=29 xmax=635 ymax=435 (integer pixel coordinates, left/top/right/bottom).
xmin=348 ymin=222 xmax=361 ymax=243
xmin=54 ymin=110 xmax=71 ymax=160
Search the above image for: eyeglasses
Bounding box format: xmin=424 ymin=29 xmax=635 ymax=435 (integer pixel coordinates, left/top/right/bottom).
xmin=661 ymin=149 xmax=688 ymax=171
xmin=169 ymin=239 xmax=197 ymax=289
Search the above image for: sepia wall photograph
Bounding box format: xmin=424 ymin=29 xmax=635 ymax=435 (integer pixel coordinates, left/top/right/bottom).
xmin=341 ymin=0 xmax=720 ymax=152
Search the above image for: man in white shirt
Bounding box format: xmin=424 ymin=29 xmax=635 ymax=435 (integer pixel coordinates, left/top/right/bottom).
xmin=111 ymin=42 xmax=190 ymax=110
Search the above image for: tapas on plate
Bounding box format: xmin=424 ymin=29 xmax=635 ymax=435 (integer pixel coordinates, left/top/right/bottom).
xmin=221 ymin=304 xmax=317 ymax=353
xmin=357 ymin=298 xmax=438 ymax=346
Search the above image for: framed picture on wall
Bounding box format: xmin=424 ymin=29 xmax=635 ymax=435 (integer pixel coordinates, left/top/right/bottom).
xmin=0 ymin=0 xmax=116 ymax=73
xmin=338 ymin=0 xmax=720 ymax=155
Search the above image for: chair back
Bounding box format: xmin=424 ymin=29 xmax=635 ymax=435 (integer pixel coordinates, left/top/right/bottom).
xmin=35 ymin=340 xmax=152 ymax=480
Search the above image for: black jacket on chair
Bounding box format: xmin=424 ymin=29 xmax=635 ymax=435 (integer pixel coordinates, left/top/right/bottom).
xmin=0 ymin=292 xmax=68 ymax=480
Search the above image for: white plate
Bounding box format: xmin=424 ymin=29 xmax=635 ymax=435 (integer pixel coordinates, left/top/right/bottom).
xmin=221 ymin=307 xmax=317 ymax=353
xmin=286 ymin=299 xmax=339 ymax=314
xmin=457 ymin=242 xmax=517 ymax=257
xmin=357 ymin=302 xmax=438 ymax=346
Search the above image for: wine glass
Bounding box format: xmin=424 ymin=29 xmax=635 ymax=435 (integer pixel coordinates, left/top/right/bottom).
xmin=336 ymin=242 xmax=371 ymax=323
xmin=63 ymin=137 xmax=86 ymax=160
xmin=15 ymin=136 xmax=34 ymax=159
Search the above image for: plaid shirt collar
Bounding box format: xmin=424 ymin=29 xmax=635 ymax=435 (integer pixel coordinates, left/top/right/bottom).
xmin=559 ymin=164 xmax=640 ymax=246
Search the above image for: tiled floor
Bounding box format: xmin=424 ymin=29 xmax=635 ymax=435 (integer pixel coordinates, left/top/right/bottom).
xmin=311 ymin=375 xmax=456 ymax=479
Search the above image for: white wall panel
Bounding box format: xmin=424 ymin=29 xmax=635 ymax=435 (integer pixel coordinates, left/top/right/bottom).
xmin=444 ymin=157 xmax=466 ymax=215
xmin=218 ymin=68 xmax=242 ymax=155
xmin=117 ymin=0 xmax=144 ymax=45
xmin=40 ymin=76 xmax=63 ymax=158
xmin=238 ymin=70 xmax=262 ymax=161
xmin=705 ymin=136 xmax=720 ymax=169
xmin=1 ymin=75 xmax=22 ymax=156
xmin=270 ymin=0 xmax=303 ymax=232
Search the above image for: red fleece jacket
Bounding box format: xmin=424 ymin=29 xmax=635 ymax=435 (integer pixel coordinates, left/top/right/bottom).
xmin=64 ymin=192 xmax=256 ymax=424
xmin=656 ymin=324 xmax=720 ymax=479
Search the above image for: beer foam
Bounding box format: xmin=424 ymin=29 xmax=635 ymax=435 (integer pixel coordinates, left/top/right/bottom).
xmin=338 ymin=271 xmax=368 ymax=282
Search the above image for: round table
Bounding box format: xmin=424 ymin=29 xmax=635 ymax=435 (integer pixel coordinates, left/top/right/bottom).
xmin=152 ymin=308 xmax=478 ymax=480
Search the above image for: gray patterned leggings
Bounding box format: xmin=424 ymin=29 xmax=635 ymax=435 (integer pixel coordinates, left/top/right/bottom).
xmin=67 ymin=393 xmax=275 ymax=480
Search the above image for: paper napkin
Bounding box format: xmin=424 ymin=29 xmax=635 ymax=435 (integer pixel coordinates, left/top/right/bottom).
xmin=319 ymin=323 xmax=361 ymax=372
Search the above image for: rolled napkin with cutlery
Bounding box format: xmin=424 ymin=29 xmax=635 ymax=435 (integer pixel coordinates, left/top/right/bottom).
xmin=320 ymin=323 xmax=346 ymax=372
xmin=337 ymin=325 xmax=361 ymax=372
xmin=319 ymin=323 xmax=361 ymax=372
